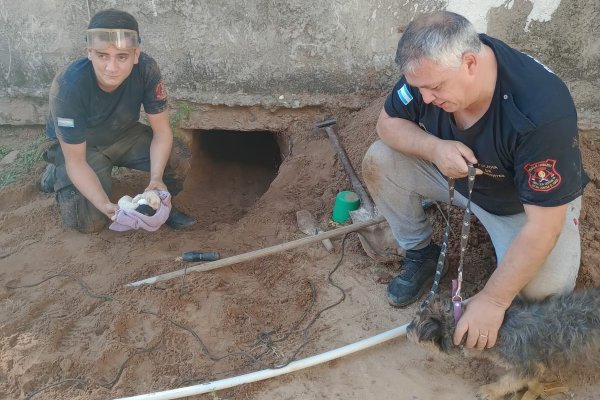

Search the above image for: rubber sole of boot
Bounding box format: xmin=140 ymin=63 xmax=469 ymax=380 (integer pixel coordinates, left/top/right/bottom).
xmin=386 ymin=275 xmax=435 ymax=307
xmin=165 ymin=219 xmax=197 ymax=230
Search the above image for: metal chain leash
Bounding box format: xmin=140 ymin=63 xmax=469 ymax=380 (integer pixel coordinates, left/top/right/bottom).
xmin=421 ymin=164 xmax=476 ymax=310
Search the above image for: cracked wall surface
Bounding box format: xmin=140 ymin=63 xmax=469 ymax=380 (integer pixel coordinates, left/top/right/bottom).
xmin=0 ymin=0 xmax=598 ymax=127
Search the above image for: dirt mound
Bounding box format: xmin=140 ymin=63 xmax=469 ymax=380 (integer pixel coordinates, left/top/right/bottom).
xmin=0 ymin=96 xmax=598 ymax=400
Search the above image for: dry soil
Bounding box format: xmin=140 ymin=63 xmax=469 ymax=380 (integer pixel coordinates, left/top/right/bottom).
xmin=0 ymin=95 xmax=599 ymax=400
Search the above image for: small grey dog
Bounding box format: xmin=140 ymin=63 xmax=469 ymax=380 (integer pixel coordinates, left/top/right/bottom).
xmin=406 ymin=288 xmax=600 ymax=399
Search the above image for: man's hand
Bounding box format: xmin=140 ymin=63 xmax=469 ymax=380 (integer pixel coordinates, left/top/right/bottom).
xmin=431 ymin=140 xmax=482 ymax=178
xmin=377 ymin=110 xmax=482 ymax=178
xmin=145 ymin=178 xmax=167 ymax=192
xmin=102 ymin=202 xmax=118 ymax=220
xmin=453 ymin=291 xmax=509 ymax=349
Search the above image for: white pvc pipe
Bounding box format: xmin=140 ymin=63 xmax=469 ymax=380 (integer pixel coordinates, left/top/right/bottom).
xmin=114 ymin=323 xmax=409 ymax=400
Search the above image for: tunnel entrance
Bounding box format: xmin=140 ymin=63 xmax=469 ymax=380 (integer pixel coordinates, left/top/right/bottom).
xmin=178 ymin=130 xmax=282 ymax=225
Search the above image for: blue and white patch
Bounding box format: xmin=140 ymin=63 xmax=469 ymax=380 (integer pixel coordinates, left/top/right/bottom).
xmin=57 ymin=117 xmax=75 ymax=128
xmin=397 ymin=84 xmax=414 ymax=106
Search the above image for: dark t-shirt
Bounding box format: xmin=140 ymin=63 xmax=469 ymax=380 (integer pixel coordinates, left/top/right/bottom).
xmin=46 ymin=52 xmax=167 ymax=147
xmin=384 ymin=34 xmax=588 ymax=215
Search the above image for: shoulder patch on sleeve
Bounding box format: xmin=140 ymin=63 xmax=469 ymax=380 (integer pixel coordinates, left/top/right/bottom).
xmin=524 ymin=159 xmax=561 ymax=192
xmin=397 ymin=84 xmax=414 ymax=106
xmin=57 ymin=117 xmax=74 ymax=128
xmin=154 ymin=80 xmax=167 ymax=101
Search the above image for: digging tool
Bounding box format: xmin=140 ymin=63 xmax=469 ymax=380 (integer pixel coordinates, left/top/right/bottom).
xmin=126 ymin=216 xmax=385 ymax=287
xmin=296 ymin=209 xmax=334 ymax=251
xmin=316 ymin=118 xmax=374 ymax=214
xmin=316 ymin=118 xmax=403 ymax=263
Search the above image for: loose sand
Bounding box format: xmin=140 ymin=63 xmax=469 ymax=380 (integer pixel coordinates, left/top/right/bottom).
xmin=1 ymin=95 xmax=598 ymax=399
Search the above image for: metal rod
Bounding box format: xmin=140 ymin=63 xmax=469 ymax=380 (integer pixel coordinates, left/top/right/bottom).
xmin=127 ymin=216 xmax=386 ymax=287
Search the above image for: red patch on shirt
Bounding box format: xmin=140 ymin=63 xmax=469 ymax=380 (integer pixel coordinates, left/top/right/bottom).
xmin=524 ymin=159 xmax=561 ymax=192
xmin=154 ymin=80 xmax=167 ymax=101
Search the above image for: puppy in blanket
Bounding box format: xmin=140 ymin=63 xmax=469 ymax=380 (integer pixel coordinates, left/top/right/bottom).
xmin=110 ymin=190 xmax=171 ymax=232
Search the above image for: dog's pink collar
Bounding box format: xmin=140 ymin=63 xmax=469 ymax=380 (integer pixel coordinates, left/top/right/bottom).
xmin=452 ymin=279 xmax=463 ymax=324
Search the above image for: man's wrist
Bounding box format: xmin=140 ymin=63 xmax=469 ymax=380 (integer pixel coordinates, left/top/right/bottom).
xmin=99 ymin=201 xmax=117 ymax=218
xmin=479 ymin=285 xmax=514 ymax=310
xmin=420 ymin=135 xmax=441 ymax=163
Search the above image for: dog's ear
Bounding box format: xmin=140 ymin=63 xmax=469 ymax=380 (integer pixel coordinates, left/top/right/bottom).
xmin=422 ymin=317 xmax=456 ymax=352
xmin=438 ymin=331 xmax=454 ymax=352
xmin=416 ymin=317 xmax=443 ymax=343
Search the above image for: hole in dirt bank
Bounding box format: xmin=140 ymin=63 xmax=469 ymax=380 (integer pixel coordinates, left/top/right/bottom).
xmin=177 ymin=130 xmax=283 ymax=226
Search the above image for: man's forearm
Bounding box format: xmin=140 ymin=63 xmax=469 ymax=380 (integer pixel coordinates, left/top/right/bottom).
xmin=149 ymin=131 xmax=173 ymax=182
xmin=376 ymin=111 xmax=441 ymax=161
xmin=375 ymin=109 xmax=479 ymax=179
xmin=65 ymin=161 xmax=112 ymax=215
xmin=481 ymin=221 xmax=562 ymax=307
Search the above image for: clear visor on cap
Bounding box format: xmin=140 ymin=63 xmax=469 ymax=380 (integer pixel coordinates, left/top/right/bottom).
xmin=86 ymin=28 xmax=140 ymax=50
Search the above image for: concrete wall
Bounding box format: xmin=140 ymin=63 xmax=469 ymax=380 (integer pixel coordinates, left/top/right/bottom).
xmin=0 ymin=0 xmax=599 ymax=127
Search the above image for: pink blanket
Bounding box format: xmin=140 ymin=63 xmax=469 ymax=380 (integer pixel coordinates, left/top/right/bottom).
xmin=109 ymin=191 xmax=171 ymax=232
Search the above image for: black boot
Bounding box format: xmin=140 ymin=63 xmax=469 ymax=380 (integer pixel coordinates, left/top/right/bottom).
xmin=39 ymin=164 xmax=56 ymax=193
xmin=386 ymin=242 xmax=446 ymax=307
xmin=165 ymin=206 xmax=196 ymax=229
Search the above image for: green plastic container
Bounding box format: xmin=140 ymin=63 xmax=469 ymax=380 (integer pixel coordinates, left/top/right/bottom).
xmin=331 ymin=191 xmax=360 ymax=223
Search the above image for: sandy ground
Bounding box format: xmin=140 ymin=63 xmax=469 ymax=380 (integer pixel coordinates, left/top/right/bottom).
xmin=0 ymin=95 xmax=599 ymax=400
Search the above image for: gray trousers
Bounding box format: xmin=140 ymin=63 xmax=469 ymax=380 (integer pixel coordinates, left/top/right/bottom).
xmin=44 ymin=123 xmax=190 ymax=233
xmin=362 ymin=140 xmax=581 ymax=300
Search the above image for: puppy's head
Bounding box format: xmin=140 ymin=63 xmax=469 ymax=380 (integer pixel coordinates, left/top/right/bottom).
xmin=406 ymin=297 xmax=455 ymax=353
xmin=142 ymin=190 xmax=161 ymax=210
